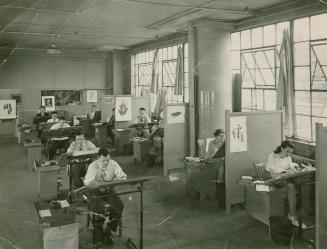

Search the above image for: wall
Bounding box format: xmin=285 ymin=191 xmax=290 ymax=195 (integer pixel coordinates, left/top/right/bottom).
xmin=0 ymin=50 xmax=110 ymax=121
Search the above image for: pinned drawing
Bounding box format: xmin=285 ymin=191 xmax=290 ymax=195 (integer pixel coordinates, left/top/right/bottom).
xmin=230 ymin=116 xmax=247 ymax=152
xmin=167 ymin=105 xmax=185 ymax=124
xmin=0 ymin=100 xmax=16 ymax=119
xmin=115 ymin=96 xmax=132 ymax=121
xmin=103 ymin=95 xmax=114 ymax=104
xmin=41 ymin=96 xmax=55 ymax=111
xmin=87 ymin=90 xmax=97 ymax=103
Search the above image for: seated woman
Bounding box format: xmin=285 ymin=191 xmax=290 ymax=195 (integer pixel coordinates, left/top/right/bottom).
xmin=265 ymin=140 xmax=306 ymax=228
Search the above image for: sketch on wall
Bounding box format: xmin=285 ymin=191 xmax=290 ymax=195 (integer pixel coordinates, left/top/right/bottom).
xmin=41 ymin=90 xmax=82 ymax=106
xmin=115 ymin=96 xmax=132 ymax=121
xmin=0 ymin=100 xmax=16 ymax=119
xmin=41 ymin=96 xmax=55 ymax=111
xmin=230 ymin=116 xmax=248 ymax=152
xmin=87 ymin=90 xmax=98 ymax=103
xmin=167 ymin=105 xmax=185 ymax=124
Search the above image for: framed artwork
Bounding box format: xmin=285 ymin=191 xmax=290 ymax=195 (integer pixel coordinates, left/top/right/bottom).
xmin=0 ymin=100 xmax=16 ymax=119
xmin=87 ymin=90 xmax=98 ymax=103
xmin=103 ymin=95 xmax=115 ymax=104
xmin=166 ymin=105 xmax=185 ymax=124
xmin=115 ymin=96 xmax=132 ymax=121
xmin=230 ymin=116 xmax=248 ymax=152
xmin=41 ymin=96 xmax=55 ymax=111
xmin=41 ymin=90 xmax=82 ymax=106
xmin=11 ymin=94 xmax=23 ymax=105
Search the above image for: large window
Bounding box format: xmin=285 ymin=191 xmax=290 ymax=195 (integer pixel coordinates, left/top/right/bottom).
xmin=131 ymin=43 xmax=189 ymax=106
xmin=231 ymin=22 xmax=289 ymax=111
xmin=294 ymin=14 xmax=327 ymax=141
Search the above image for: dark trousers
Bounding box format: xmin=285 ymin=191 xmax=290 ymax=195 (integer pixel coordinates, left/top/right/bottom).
xmin=71 ymin=163 xmax=88 ymax=189
xmin=48 ymin=140 xmax=68 ymax=160
xmin=87 ymin=188 xmax=124 ymax=243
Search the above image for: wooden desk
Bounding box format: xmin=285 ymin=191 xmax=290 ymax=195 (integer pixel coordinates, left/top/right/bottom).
xmin=115 ymin=129 xmax=131 ymax=154
xmin=35 ymin=163 xmax=60 ymax=200
xmin=92 ymin=123 xmax=107 ymax=147
xmin=133 ymin=138 xmax=151 ymax=164
xmin=34 ymin=200 xmax=78 ymax=249
xmin=24 ymin=142 xmax=41 ymax=170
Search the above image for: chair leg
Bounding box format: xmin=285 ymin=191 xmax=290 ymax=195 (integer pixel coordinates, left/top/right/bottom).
xmin=119 ymin=219 xmax=122 ymax=237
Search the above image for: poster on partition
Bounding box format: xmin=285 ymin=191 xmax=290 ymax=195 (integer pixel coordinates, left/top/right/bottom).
xmin=230 ymin=116 xmax=247 ymax=152
xmin=0 ymin=99 xmax=16 ymax=119
xmin=103 ymin=95 xmax=115 ymax=104
xmin=115 ymin=96 xmax=132 ymax=121
xmin=86 ymin=90 xmax=97 ymax=103
xmin=167 ymin=105 xmax=185 ymax=124
xmin=41 ymin=96 xmax=55 ymax=111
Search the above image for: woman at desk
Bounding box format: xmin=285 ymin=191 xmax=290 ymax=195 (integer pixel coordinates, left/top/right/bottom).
xmin=265 ymin=141 xmax=305 ymax=227
xmin=47 ymin=112 xmax=60 ymax=123
xmin=67 ymin=133 xmax=97 ymax=188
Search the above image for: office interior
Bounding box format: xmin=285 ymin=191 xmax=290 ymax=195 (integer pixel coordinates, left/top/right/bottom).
xmin=0 ymin=0 xmax=327 ymax=248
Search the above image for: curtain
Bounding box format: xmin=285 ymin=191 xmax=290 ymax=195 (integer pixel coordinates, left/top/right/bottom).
xmin=276 ymin=29 xmax=296 ymax=137
xmin=153 ymin=88 xmax=167 ymax=118
xmin=151 ymin=49 xmax=159 ymax=93
xmin=174 ymin=46 xmax=184 ymax=95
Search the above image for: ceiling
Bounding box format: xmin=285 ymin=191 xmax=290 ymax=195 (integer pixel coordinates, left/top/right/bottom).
xmin=0 ymin=0 xmax=314 ymax=57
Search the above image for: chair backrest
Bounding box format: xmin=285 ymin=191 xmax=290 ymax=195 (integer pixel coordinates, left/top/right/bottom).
xmin=253 ymin=163 xmax=271 ymax=180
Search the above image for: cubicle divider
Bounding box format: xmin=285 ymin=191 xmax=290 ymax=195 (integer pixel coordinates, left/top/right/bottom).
xmin=225 ymin=110 xmax=284 ymax=214
xmin=163 ymin=103 xmax=189 ymax=176
xmin=100 ymin=95 xmax=115 ymax=122
xmin=316 ymin=123 xmax=327 ymax=249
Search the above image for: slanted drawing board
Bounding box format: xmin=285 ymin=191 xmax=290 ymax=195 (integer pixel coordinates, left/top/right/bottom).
xmin=225 ymin=110 xmax=284 ymax=214
xmin=163 ymin=103 xmax=189 ymax=175
xmin=316 ymin=123 xmax=327 ymax=249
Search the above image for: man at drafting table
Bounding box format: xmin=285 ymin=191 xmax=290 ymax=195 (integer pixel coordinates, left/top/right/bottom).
xmin=133 ymin=107 xmax=151 ymax=138
xmin=83 ymin=148 xmax=127 ymax=246
xmin=67 ymin=133 xmax=98 ymax=188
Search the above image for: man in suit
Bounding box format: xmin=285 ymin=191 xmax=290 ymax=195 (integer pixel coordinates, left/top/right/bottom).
xmin=87 ymin=105 xmax=101 ymax=122
xmin=33 ymin=106 xmax=50 ymax=137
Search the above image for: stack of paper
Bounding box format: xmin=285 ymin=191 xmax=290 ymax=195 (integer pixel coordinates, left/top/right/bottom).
xmin=39 ymin=209 xmax=51 ymax=217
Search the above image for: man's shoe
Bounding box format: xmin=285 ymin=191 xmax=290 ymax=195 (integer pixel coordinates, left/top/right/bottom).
xmin=288 ymin=214 xmax=307 ymax=229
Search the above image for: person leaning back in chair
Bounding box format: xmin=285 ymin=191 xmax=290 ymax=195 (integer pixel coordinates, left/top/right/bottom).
xmin=205 ymin=129 xmax=225 ymax=183
xmin=83 ymin=148 xmax=127 ymax=246
xmin=67 ymin=133 xmax=97 ymax=188
xmin=265 ymin=140 xmax=306 ymax=228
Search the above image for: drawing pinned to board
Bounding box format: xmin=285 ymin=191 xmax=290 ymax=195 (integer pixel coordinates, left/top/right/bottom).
xmin=115 ymin=96 xmax=132 ymax=121
xmin=0 ymin=100 xmax=16 ymax=119
xmin=167 ymin=105 xmax=185 ymax=124
xmin=41 ymin=96 xmax=55 ymax=111
xmin=87 ymin=90 xmax=97 ymax=103
xmin=230 ymin=116 xmax=247 ymax=152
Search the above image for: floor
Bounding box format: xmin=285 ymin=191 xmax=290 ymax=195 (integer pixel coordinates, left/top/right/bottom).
xmin=0 ymin=136 xmax=314 ymax=249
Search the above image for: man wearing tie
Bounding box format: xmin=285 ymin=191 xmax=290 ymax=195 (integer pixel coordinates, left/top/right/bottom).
xmin=67 ymin=133 xmax=97 ymax=188
xmin=84 ymin=148 xmax=127 ymax=246
xmin=87 ymin=104 xmax=101 ymax=122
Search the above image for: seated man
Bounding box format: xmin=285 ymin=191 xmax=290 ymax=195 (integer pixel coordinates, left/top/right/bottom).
xmin=47 ymin=111 xmax=60 ymax=123
xmin=105 ymin=108 xmax=115 ymax=145
xmin=48 ymin=119 xmax=70 ymax=159
xmin=84 ymin=148 xmax=127 ymax=246
xmin=87 ymin=104 xmax=101 ymax=122
xmin=67 ymin=133 xmax=97 ymax=188
xmin=133 ymin=107 xmax=151 ymax=138
xmin=33 ymin=106 xmax=50 ymax=137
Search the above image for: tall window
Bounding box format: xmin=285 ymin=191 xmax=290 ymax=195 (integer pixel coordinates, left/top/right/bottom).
xmin=294 ymin=13 xmax=327 ymax=141
xmin=131 ymin=43 xmax=189 ymax=106
xmin=231 ymin=22 xmax=289 ymax=111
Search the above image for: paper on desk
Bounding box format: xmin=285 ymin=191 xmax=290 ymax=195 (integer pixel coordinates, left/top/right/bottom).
xmin=39 ymin=209 xmax=51 ymax=217
xmin=58 ymin=200 xmax=70 ymax=208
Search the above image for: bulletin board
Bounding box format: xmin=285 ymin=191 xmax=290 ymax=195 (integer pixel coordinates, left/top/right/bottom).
xmin=225 ymin=110 xmax=284 ymax=214
xmin=163 ymin=103 xmax=189 ymax=175
xmin=316 ymin=123 xmax=327 ymax=248
xmin=0 ymin=99 xmax=16 ymax=119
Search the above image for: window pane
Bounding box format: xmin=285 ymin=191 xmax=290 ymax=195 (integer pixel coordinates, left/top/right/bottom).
xmin=252 ymin=27 xmax=263 ymax=48
xmin=242 ymin=53 xmax=255 ymax=69
xmin=312 ymin=92 xmax=327 ymax=117
xmin=255 ymin=69 xmax=275 ymax=86
xmin=294 ymin=42 xmax=310 ymax=66
xmin=294 ymin=17 xmax=310 ymax=42
xmin=242 ymin=89 xmax=252 ymax=110
xmin=264 ymin=90 xmax=276 ymax=110
xmin=311 ymin=13 xmax=327 ymax=40
xmin=231 ymin=32 xmax=240 ymax=50
xmin=242 ymin=68 xmax=255 ymax=88
xmin=311 ymin=44 xmax=327 ymax=90
xmin=231 ymin=51 xmax=240 ymax=70
xmin=296 ymin=115 xmax=311 ymax=141
xmin=294 ymin=66 xmax=310 ymax=90
xmin=255 ymin=51 xmax=270 ymax=68
xmin=311 ymin=44 xmax=327 ymax=65
xmin=254 ymin=89 xmax=264 ymax=110
xmin=263 ymin=24 xmax=275 ymax=46
xmin=276 ymin=22 xmax=290 ymax=45
xmin=241 ymin=30 xmax=251 ymax=49
xmin=184 ymin=43 xmax=188 ymax=57
xmin=295 ymin=91 xmax=311 ymax=115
